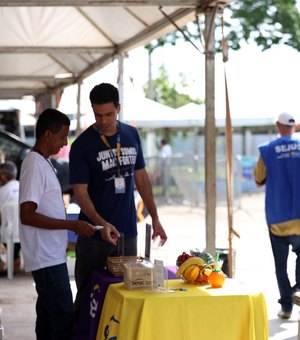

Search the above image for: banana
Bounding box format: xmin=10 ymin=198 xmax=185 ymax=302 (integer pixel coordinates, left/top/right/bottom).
xmin=183 ymin=265 xmax=200 ymax=282
xmin=176 ymin=257 xmax=205 ymax=277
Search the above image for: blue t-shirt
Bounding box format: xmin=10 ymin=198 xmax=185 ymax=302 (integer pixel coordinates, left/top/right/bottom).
xmin=259 ymin=135 xmax=300 ymax=225
xmin=69 ymin=122 xmax=145 ymax=238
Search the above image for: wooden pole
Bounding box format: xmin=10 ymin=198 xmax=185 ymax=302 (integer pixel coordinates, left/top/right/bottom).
xmin=204 ymin=7 xmax=216 ymax=256
xmin=224 ymin=70 xmax=234 ymax=277
xmin=117 ymin=53 xmax=125 ymax=121
xmin=76 ymin=82 xmax=82 ymax=136
xmin=222 ymin=15 xmax=240 ymax=278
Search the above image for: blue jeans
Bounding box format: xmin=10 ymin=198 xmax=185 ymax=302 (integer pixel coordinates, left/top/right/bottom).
xmin=32 ymin=263 xmax=75 ymax=340
xmin=269 ymin=232 xmax=300 ymax=312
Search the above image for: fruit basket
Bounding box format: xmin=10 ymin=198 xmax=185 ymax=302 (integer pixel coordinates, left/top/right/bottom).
xmin=176 ymin=251 xmax=220 ymax=284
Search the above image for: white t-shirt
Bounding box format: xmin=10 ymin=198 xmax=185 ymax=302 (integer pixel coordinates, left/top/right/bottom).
xmin=19 ymin=152 xmax=68 ymax=272
xmin=160 ymin=144 xmax=172 ymax=158
xmin=0 ymin=179 xmax=19 ymax=206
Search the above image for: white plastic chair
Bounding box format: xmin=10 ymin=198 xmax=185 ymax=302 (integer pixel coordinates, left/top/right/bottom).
xmin=0 ymin=200 xmax=20 ymax=279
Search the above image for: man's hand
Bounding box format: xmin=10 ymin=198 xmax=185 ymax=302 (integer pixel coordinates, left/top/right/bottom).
xmin=152 ymin=219 xmax=167 ymax=246
xmin=100 ymin=222 xmax=121 ymax=246
xmin=72 ymin=221 xmax=96 ymax=238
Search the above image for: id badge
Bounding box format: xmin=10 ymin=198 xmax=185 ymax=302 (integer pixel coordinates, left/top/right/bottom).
xmin=114 ymin=176 xmax=126 ymax=194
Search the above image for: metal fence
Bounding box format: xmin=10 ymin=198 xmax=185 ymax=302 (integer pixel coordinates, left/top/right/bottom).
xmin=145 ymin=155 xmax=261 ymax=207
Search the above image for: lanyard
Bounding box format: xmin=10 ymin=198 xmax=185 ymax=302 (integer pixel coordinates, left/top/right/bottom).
xmin=97 ymin=123 xmax=121 ymax=176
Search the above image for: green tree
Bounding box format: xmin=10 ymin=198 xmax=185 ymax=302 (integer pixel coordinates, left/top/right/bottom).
xmin=143 ymin=65 xmax=203 ymax=108
xmin=227 ymin=0 xmax=300 ymax=51
xmin=144 ymin=1 xmax=300 ymax=105
xmin=145 ymin=0 xmax=300 ymax=53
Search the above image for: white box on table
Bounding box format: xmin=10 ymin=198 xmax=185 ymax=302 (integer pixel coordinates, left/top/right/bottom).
xmin=124 ymin=260 xmax=154 ymax=290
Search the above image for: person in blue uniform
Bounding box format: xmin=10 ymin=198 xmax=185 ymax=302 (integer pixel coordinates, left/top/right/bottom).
xmin=254 ymin=112 xmax=300 ymax=319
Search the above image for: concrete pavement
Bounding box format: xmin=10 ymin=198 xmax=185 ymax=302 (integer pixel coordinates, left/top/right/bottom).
xmin=1 ymin=192 xmax=300 ymax=339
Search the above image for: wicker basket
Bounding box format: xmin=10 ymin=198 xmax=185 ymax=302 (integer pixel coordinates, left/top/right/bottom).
xmin=107 ymin=256 xmax=143 ymax=277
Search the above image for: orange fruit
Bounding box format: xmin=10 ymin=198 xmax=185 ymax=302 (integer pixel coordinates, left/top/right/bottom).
xmin=195 ymin=273 xmax=209 ymax=283
xmin=208 ymin=270 xmax=225 ymax=288
xmin=200 ymin=274 xmax=209 ymax=282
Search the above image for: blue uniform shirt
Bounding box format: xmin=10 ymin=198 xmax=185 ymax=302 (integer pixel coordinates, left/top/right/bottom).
xmin=259 ymin=135 xmax=300 ymax=225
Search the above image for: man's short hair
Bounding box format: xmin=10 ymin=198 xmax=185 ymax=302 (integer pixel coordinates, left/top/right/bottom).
xmin=0 ymin=161 xmax=17 ymax=180
xmin=89 ymin=83 xmax=119 ymax=107
xmin=35 ymin=109 xmax=70 ymax=139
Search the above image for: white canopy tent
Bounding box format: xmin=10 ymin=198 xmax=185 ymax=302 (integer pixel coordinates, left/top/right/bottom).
xmin=0 ymin=0 xmax=233 ymax=269
xmin=122 ymin=100 xmax=278 ymax=131
xmin=0 ymin=0 xmax=230 ymax=101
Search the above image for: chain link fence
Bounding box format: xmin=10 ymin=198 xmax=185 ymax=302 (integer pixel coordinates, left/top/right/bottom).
xmin=146 ymin=155 xmax=261 ymax=207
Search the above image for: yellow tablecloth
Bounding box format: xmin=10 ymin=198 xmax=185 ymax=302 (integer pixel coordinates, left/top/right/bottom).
xmin=97 ymin=279 xmax=268 ymax=340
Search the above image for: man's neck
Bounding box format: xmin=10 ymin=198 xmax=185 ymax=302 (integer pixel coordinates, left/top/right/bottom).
xmin=32 ymin=144 xmax=49 ymax=158
xmin=93 ymin=123 xmax=118 ymax=136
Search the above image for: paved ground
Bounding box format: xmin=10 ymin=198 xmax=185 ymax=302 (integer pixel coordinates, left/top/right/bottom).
xmin=1 ymin=192 xmax=300 ymax=339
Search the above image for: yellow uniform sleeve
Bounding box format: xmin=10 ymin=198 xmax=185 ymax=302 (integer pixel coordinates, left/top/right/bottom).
xmin=253 ymin=156 xmax=266 ymax=186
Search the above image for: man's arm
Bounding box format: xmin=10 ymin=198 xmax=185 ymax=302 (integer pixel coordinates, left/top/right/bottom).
xmin=20 ymin=201 xmax=96 ymax=238
xmin=253 ymin=156 xmax=267 ymax=186
xmin=134 ymin=168 xmax=167 ymax=245
xmin=72 ymin=183 xmax=120 ymax=245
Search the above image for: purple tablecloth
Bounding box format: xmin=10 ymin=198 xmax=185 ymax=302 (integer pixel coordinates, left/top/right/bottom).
xmin=74 ymin=266 xmax=177 ymax=340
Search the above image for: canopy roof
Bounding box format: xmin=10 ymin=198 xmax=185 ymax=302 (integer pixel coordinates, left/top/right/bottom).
xmin=0 ymin=0 xmax=230 ymax=100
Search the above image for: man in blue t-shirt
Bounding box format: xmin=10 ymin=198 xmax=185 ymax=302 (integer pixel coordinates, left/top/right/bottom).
xmin=69 ymin=83 xmax=168 ymax=315
xmin=254 ymin=112 xmax=300 ymax=319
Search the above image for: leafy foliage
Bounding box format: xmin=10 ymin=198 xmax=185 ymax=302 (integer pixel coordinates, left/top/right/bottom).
xmin=143 ymin=1 xmax=300 ymax=106
xmin=227 ymin=0 xmax=300 ymax=51
xmin=143 ymin=66 xmax=203 ymax=108
xmin=145 ymin=0 xmax=300 ymax=52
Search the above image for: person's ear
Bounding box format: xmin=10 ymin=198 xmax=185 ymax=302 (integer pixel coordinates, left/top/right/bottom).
xmin=44 ymin=130 xmax=53 ymax=140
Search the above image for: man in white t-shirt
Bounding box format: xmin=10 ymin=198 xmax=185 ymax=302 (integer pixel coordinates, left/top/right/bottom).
xmin=159 ymin=139 xmax=172 ymax=197
xmin=159 ymin=138 xmax=172 ymax=159
xmin=0 ymin=161 xmax=20 ymax=272
xmin=19 ymin=108 xmax=120 ymax=340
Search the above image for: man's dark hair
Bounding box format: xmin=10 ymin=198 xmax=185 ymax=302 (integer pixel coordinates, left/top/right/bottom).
xmin=35 ymin=109 xmax=70 ymax=139
xmin=89 ymin=83 xmax=119 ymax=107
xmin=0 ymin=161 xmax=17 ymax=180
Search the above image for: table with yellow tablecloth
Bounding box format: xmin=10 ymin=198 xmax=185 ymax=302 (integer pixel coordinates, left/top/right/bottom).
xmin=97 ymin=279 xmax=268 ymax=340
